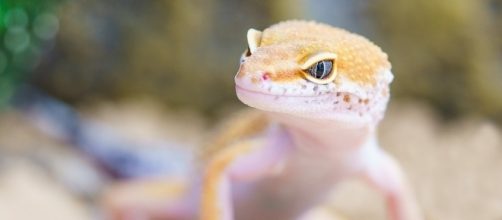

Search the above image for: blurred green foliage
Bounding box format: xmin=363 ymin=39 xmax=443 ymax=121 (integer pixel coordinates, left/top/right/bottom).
xmin=369 ymin=0 xmax=502 ymax=122
xmin=0 ymin=0 xmax=61 ymax=106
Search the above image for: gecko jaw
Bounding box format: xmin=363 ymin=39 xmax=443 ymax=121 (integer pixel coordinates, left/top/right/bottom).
xmin=236 ymin=82 xmax=381 ymax=123
xmin=236 ymin=84 xmax=331 ymax=98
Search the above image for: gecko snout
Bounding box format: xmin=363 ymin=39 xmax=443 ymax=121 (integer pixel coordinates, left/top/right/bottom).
xmin=237 ymin=70 xmax=271 ymax=83
xmin=235 ymin=70 xmax=274 ymax=94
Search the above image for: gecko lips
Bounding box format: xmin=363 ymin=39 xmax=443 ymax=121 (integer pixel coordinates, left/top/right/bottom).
xmin=235 ymin=76 xmax=376 ymax=122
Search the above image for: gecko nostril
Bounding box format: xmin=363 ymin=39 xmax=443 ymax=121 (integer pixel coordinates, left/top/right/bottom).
xmin=262 ymin=72 xmax=271 ymax=81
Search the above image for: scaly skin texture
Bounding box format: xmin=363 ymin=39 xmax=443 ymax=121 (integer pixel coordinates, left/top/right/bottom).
xmin=103 ymin=20 xmax=423 ymax=220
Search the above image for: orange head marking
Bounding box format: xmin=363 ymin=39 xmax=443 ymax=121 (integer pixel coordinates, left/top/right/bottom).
xmin=238 ymin=20 xmax=391 ymax=86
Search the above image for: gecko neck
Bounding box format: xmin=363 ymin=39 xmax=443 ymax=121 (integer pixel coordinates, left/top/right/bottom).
xmin=266 ymin=112 xmax=375 ymax=156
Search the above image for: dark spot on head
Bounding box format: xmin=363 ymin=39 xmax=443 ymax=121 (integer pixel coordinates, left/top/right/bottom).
xmin=313 ymin=85 xmax=318 ymax=91
xmin=336 ymin=92 xmax=341 ymax=96
xmin=343 ymin=95 xmax=351 ymax=103
xmin=301 ymin=84 xmax=307 ymax=89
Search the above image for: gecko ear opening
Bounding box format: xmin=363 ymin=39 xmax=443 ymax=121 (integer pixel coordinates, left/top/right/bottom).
xmin=247 ymin=28 xmax=262 ymax=54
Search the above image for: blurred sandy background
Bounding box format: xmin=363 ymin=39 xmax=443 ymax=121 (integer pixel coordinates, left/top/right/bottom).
xmin=0 ymin=0 xmax=501 ymax=220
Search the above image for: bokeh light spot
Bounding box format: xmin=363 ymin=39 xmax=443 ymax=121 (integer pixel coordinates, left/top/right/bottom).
xmin=4 ymin=8 xmax=29 ymax=29
xmin=33 ymin=13 xmax=60 ymax=40
xmin=4 ymin=28 xmax=31 ymax=53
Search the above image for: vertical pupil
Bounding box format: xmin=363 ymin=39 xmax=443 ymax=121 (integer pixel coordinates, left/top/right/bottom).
xmin=308 ymin=60 xmax=333 ymax=80
xmin=316 ymin=62 xmax=324 ymax=78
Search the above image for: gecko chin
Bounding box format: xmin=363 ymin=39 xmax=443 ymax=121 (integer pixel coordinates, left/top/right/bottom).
xmin=236 ymin=83 xmax=387 ymax=124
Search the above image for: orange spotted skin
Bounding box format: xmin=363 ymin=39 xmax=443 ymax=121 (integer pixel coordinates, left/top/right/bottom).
xmin=237 ymin=20 xmax=391 ymax=85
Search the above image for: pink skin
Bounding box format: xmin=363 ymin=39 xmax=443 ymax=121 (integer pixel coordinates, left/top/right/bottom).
xmin=226 ymin=117 xmax=372 ymax=220
xmin=222 ymin=124 xmax=295 ymax=220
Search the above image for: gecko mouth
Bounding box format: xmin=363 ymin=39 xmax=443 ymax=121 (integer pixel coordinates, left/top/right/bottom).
xmin=235 ymin=84 xmax=369 ymax=103
xmin=237 ymin=84 xmax=372 ymax=110
xmin=235 ymin=84 xmax=328 ymax=98
xmin=234 ymin=81 xmax=386 ymax=123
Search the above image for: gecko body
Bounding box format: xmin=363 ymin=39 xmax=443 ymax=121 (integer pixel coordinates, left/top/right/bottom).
xmin=201 ymin=20 xmax=422 ymax=220
xmin=104 ymin=20 xmax=422 ymax=220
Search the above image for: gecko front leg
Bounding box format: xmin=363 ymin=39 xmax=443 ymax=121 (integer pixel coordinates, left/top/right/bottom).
xmin=201 ymin=125 xmax=291 ymax=220
xmin=359 ymin=138 xmax=423 ymax=220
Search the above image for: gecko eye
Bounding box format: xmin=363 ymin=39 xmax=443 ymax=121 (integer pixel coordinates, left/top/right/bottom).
xmin=300 ymin=52 xmax=338 ymax=84
xmin=302 ymin=59 xmax=336 ymax=84
xmin=308 ymin=60 xmax=333 ymax=80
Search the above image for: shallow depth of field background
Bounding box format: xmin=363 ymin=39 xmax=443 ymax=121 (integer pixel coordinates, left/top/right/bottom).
xmin=0 ymin=0 xmax=501 ymax=220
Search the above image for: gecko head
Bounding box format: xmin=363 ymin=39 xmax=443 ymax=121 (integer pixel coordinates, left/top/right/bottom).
xmin=235 ymin=20 xmax=394 ymax=124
